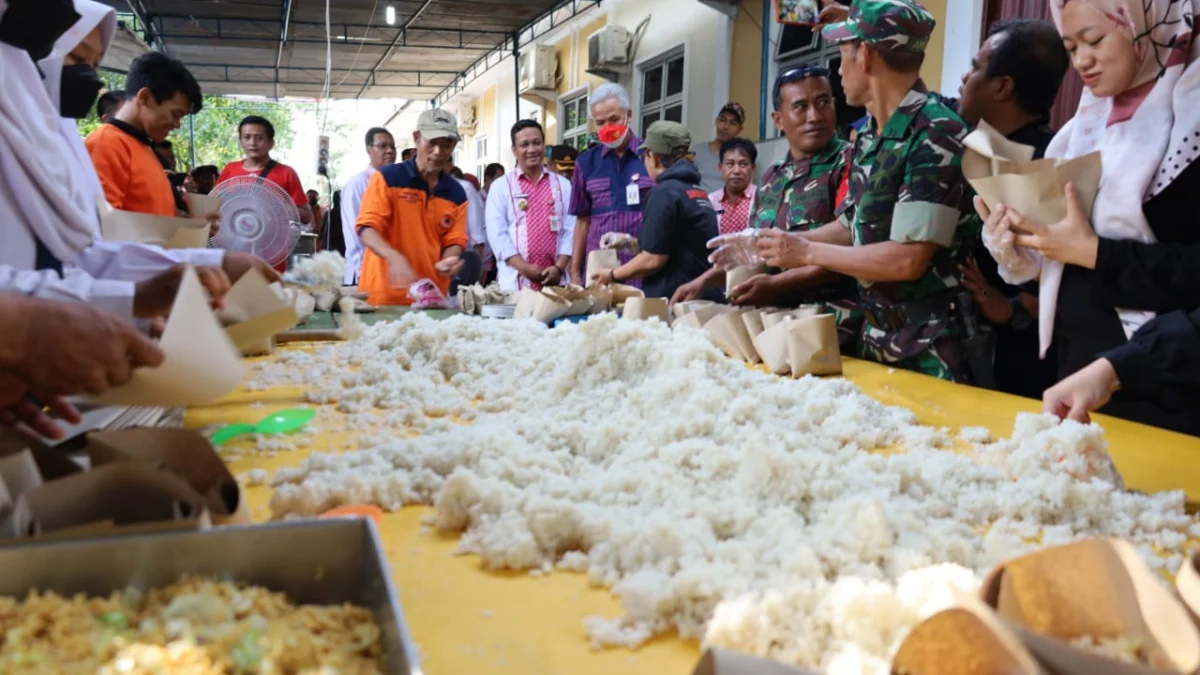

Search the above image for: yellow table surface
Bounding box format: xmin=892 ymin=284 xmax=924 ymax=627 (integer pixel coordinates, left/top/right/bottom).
xmin=186 ymin=354 xmax=1200 ymax=675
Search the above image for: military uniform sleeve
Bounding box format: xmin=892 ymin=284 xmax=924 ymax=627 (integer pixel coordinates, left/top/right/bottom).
xmin=356 ymin=171 xmax=393 ymax=236
xmin=638 ymin=187 xmax=678 ymax=256
xmin=892 ymin=120 xmax=966 ymax=247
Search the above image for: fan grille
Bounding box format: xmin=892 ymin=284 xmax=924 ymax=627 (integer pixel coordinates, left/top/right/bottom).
xmin=209 ymin=175 xmax=302 ymax=267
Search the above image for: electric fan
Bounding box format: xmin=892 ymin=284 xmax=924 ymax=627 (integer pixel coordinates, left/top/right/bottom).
xmin=209 ymin=175 xmax=302 ymax=267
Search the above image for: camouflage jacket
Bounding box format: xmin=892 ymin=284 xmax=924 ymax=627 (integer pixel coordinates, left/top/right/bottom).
xmin=836 ymin=83 xmax=982 ymax=374
xmin=752 ymin=138 xmax=850 ymax=233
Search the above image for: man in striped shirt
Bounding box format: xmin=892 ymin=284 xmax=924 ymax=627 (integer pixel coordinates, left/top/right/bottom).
xmin=567 ymin=83 xmax=653 ymax=286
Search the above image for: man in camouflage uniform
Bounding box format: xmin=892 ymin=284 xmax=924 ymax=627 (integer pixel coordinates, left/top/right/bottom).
xmin=673 ymin=68 xmax=862 ymax=348
xmin=745 ymin=0 xmax=983 ymax=383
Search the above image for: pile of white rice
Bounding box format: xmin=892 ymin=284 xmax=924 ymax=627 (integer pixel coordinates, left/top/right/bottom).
xmin=248 ymin=313 xmax=1198 ymax=674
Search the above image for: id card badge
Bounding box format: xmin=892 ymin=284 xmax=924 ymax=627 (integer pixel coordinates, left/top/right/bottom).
xmin=626 ymin=182 xmax=641 ymax=206
xmin=550 ymin=215 xmax=561 ymax=232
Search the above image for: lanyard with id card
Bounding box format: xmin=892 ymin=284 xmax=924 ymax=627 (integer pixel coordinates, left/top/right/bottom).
xmin=626 ymin=173 xmax=642 ymax=206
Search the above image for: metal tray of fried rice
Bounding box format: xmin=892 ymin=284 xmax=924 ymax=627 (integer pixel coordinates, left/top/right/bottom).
xmin=0 ymin=519 xmax=421 ymax=674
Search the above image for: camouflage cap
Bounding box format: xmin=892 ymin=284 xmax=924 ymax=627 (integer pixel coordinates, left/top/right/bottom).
xmin=416 ymin=108 xmax=461 ymax=141
xmin=821 ymin=0 xmax=936 ymax=55
xmin=641 ymin=121 xmax=692 ymax=156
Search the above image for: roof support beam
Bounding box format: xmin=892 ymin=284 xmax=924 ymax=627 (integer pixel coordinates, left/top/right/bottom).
xmin=275 ymin=0 xmax=294 ymax=99
xmin=356 ymin=0 xmax=438 ymax=99
xmin=150 ymin=16 xmax=495 ymax=51
xmin=121 ymin=0 xmax=168 ymax=52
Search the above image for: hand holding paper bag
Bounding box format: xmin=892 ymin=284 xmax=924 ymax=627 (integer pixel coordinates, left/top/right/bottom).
xmin=92 ymin=267 xmax=244 ymax=407
xmin=1006 ymin=183 xmax=1101 ymax=270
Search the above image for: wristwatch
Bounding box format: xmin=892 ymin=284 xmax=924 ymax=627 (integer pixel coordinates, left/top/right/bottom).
xmin=1009 ymin=295 xmax=1033 ymax=331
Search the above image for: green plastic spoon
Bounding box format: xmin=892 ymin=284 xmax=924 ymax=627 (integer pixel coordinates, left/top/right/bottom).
xmin=210 ymin=408 xmax=318 ymax=446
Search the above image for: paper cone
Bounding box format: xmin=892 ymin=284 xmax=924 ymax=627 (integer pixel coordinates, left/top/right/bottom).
xmin=622 ymin=297 xmax=669 ymax=322
xmin=793 ymin=304 xmax=822 ymax=319
xmin=981 ymin=538 xmax=1200 ymax=674
xmin=963 ymin=121 xmax=1102 ymax=229
xmin=742 ymin=309 xmax=766 ymax=340
xmin=92 ymin=267 xmax=244 ymax=407
xmin=513 ymin=288 xmax=570 ymax=323
xmin=610 ymin=283 xmax=644 ymax=304
xmin=587 ymin=249 xmax=620 ymax=285
xmin=785 ymin=314 xmax=842 ymax=377
xmin=762 ymin=310 xmax=796 ymax=329
xmin=704 ymin=313 xmax=747 ymax=361
xmin=673 ymin=312 xmax=703 ymax=330
xmin=893 ymin=594 xmax=1045 ymax=675
xmin=1176 ymin=552 xmax=1200 ymax=623
xmin=673 ymin=300 xmax=716 ymax=320
xmin=726 ymin=310 xmax=760 ymax=364
xmin=753 ymin=319 xmax=792 ymax=375
xmin=221 ymin=270 xmax=300 ymax=353
xmin=726 ymin=264 xmax=768 ymax=295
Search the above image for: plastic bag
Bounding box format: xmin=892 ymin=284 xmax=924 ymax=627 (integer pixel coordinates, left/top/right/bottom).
xmin=408 ymin=278 xmax=452 ymax=309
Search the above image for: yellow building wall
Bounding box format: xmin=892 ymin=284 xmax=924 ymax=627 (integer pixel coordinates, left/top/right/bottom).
xmin=543 ymin=16 xmax=609 ymax=144
xmin=730 ymin=0 xmax=765 ymax=140
xmin=920 ymin=0 xmax=946 ymax=95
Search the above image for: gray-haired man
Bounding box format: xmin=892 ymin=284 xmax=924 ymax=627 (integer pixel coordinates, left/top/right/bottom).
xmin=567 ymin=83 xmax=653 ymax=286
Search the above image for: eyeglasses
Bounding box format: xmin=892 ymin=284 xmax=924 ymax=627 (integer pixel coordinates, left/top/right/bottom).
xmin=371 ymin=143 xmax=397 ymax=151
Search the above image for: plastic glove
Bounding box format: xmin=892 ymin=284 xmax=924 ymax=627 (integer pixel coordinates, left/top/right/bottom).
xmin=707 ymin=230 xmax=764 ymax=269
xmin=599 ymin=232 xmax=637 ymax=250
xmin=976 ymin=196 xmax=1041 ymax=285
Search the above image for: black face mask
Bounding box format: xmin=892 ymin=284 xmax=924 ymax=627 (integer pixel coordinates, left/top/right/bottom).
xmin=0 ymin=0 xmax=79 ymax=61
xmin=59 ymin=63 xmax=104 ymax=119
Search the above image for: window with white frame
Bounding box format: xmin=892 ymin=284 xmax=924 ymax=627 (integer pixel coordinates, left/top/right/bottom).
xmin=474 ymin=135 xmax=488 ymax=180
xmin=559 ymin=91 xmax=590 ymax=151
xmin=638 ymin=49 xmax=685 ymax=138
xmin=772 ymin=25 xmax=865 ymax=136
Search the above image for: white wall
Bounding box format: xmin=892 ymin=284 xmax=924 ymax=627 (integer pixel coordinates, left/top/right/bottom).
xmin=940 ymin=0 xmax=986 ymax=95
xmin=494 ymin=71 xmax=545 ymax=169
xmin=609 ymin=0 xmax=728 ymax=146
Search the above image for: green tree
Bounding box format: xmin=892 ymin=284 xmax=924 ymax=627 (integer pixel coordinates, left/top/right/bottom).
xmin=78 ymin=70 xmax=296 ymax=173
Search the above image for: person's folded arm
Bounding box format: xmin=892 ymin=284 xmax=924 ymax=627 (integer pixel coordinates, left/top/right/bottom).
xmin=1099 ymin=306 xmax=1200 ymax=409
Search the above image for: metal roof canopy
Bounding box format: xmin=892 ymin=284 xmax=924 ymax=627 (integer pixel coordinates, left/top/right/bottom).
xmin=102 ymin=0 xmax=587 ymax=102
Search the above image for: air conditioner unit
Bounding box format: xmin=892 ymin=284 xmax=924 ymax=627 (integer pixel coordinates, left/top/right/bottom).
xmin=587 ymin=25 xmax=632 ymax=80
xmin=458 ymin=104 xmax=477 ymax=130
xmin=519 ymin=44 xmax=558 ymax=93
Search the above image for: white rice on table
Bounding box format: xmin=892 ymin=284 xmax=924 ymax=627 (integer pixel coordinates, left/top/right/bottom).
xmin=246 ymin=313 xmax=1200 ymax=675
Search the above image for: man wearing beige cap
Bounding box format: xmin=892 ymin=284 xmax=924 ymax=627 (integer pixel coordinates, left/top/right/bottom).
xmin=356 ymin=108 xmax=470 ymax=305
xmin=592 ymin=121 xmax=720 ymax=301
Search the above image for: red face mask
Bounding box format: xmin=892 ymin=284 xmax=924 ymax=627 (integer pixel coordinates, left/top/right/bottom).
xmin=598 ymin=123 xmax=629 ymax=148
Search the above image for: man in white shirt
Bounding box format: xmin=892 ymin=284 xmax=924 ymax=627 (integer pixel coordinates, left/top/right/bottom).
xmin=340 ymin=127 xmax=396 ymax=285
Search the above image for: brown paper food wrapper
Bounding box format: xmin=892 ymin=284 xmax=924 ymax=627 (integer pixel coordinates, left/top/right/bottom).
xmin=543 ymin=286 xmax=594 ymax=316
xmin=723 ymin=309 xmax=760 ymax=364
xmin=9 ymin=462 xmax=209 ymax=539
xmin=785 ymin=314 xmax=842 ymax=377
xmin=981 ymin=538 xmax=1200 ymax=674
xmin=85 ymin=429 xmax=249 ymax=526
xmin=893 ymin=593 xmax=1045 ymax=675
xmin=514 ymin=288 xmax=571 ymax=323
xmin=692 ymin=304 xmax=736 ymax=328
xmin=673 ymin=300 xmax=717 ymax=320
xmin=584 ymin=284 xmax=615 ymax=313
xmin=964 ymin=121 xmax=1102 ymax=228
xmin=622 ymin=297 xmax=669 ymax=322
xmin=100 ymin=197 xmax=217 ymax=250
xmin=794 ymin=304 xmax=822 ymax=319
xmin=704 ymin=312 xmax=748 ymax=361
xmin=587 ymin=249 xmax=621 ymax=285
xmin=742 ymin=309 xmax=766 ymax=340
xmin=610 ymin=283 xmax=644 ymax=305
xmin=1176 ymin=551 xmax=1200 ymax=623
xmin=726 ymin=264 xmax=768 ymax=295
xmin=753 ymin=319 xmax=792 ymax=374
xmin=761 ymin=310 xmax=796 ymax=330
xmin=673 ymin=312 xmax=704 ymax=330
xmin=691 ymin=648 xmax=819 ymax=675
xmin=220 ymin=270 xmax=300 ymax=353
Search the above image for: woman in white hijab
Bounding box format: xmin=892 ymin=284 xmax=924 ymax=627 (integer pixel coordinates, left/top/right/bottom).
xmin=0 ymin=0 xmax=272 ymax=319
xmin=982 ymin=0 xmax=1200 ymax=435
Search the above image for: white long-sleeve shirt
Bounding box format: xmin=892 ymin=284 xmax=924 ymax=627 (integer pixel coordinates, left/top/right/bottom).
xmin=340 ymin=165 xmax=375 ymax=285
xmin=456 ymin=178 xmax=488 ymax=249
xmin=484 ymin=168 xmax=576 ymax=291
